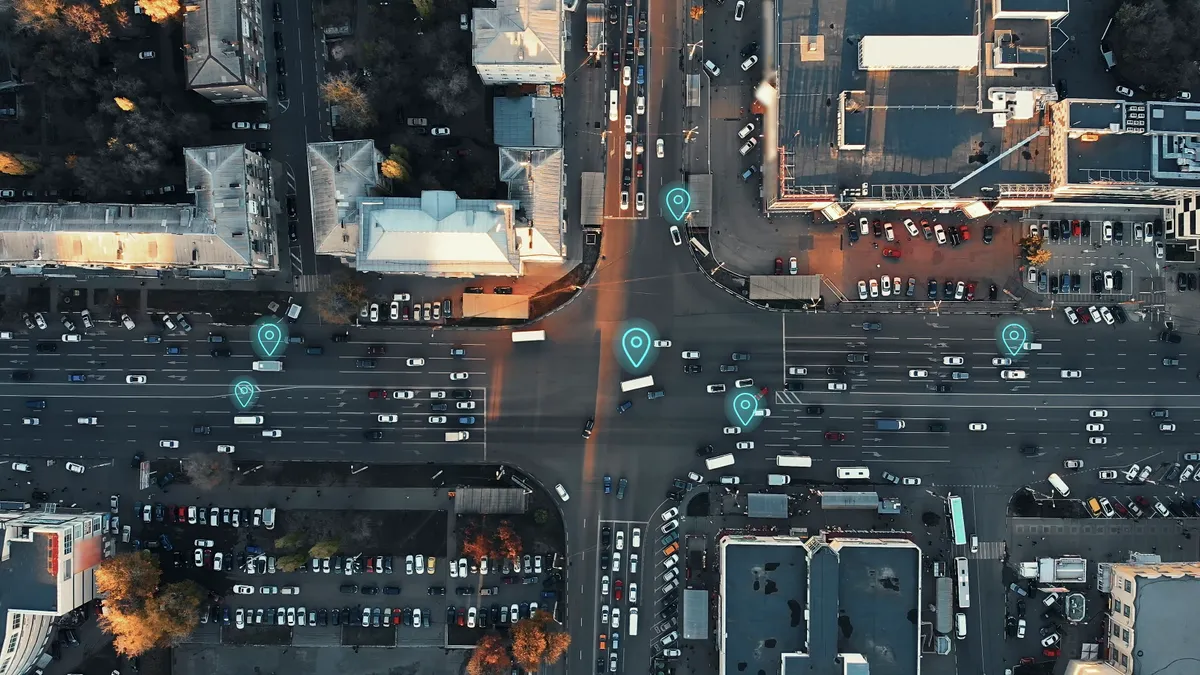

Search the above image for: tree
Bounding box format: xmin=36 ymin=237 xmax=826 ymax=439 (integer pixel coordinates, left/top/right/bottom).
xmin=314 ymin=276 xmax=367 ymax=324
xmin=275 ymin=532 xmax=307 ymax=551
xmin=461 ymin=526 xmax=494 ymax=562
xmin=309 ymin=539 xmax=341 ymax=559
xmin=182 ymin=452 xmax=233 ymax=491
xmin=320 ymin=73 xmax=375 ymax=130
xmin=1114 ymin=0 xmax=1197 ymax=96
xmin=137 ymin=0 xmax=182 ymax=22
xmin=381 ymin=145 xmax=412 ymax=182
xmin=495 ymin=520 xmax=523 ymax=563
xmin=13 ymin=0 xmax=64 ymax=33
xmin=114 ymin=96 xmax=136 ymax=112
xmin=689 ymin=5 xmax=703 ymax=19
xmin=315 ymin=0 xmax=354 ymax=27
xmin=533 ymin=509 xmax=548 ymax=525
xmin=412 ymin=0 xmax=433 ymax=19
xmin=0 ymin=152 xmax=41 ymax=176
xmin=1027 ymin=248 xmax=1052 ymax=267
xmin=510 ymin=612 xmax=571 ymax=672
xmin=95 ymin=553 xmax=202 ymax=656
xmin=62 ymin=4 xmax=110 ymax=43
xmin=468 ymin=633 xmax=512 ymax=675
xmin=424 ymin=67 xmax=473 ymax=117
xmin=277 ymin=553 xmax=308 ymax=572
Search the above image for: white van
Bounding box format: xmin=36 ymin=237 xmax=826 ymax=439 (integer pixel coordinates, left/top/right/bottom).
xmin=252 ymin=360 xmax=283 ymax=372
xmin=445 ymin=431 xmax=470 ymax=442
xmin=233 ymin=415 xmax=264 ymax=425
xmin=628 ymin=608 xmax=638 ymax=636
xmin=1047 ymin=472 xmax=1070 ymax=497
xmin=767 ymin=474 xmax=791 ymax=486
xmin=776 ymin=455 xmax=812 ymax=468
xmin=609 ymin=90 xmax=619 ymax=122
xmin=955 ymin=613 xmax=966 ymax=639
xmin=705 ymin=453 xmax=735 ymax=470
xmin=836 ymin=466 xmax=870 ymax=480
xmin=262 ymin=507 xmax=276 ymax=530
xmin=286 ymin=303 xmax=302 ymax=322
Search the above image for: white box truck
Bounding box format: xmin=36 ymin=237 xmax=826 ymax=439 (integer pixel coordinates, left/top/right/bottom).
xmin=776 ymin=455 xmax=812 ymax=467
xmin=446 ymin=431 xmax=470 ymax=442
xmin=705 ymin=453 xmax=735 ymax=470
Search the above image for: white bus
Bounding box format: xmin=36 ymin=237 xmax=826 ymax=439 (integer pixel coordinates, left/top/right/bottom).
xmin=620 ymin=375 xmax=655 ymax=392
xmin=776 ymin=455 xmax=812 ymax=468
xmin=511 ymin=330 xmax=546 ymax=343
xmin=954 ymin=556 xmax=970 ymax=609
xmin=704 ymin=453 xmax=735 ymax=470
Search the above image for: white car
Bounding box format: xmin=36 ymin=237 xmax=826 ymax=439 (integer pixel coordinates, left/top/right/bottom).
xmin=61 ymin=333 xmax=81 ymax=342
xmin=406 ymin=554 xmax=415 ymax=574
xmin=858 ymin=280 xmax=868 ymax=300
xmin=65 ymin=462 xmax=85 ymax=474
xmin=740 ymin=55 xmax=758 ymax=71
xmin=735 ymin=441 xmax=754 ymax=450
xmin=933 ymin=223 xmax=947 ymax=245
xmin=21 ymin=417 xmax=38 ymax=426
xmin=880 ymin=275 xmax=891 ymax=296
xmin=629 ymin=584 xmax=638 ymax=604
xmin=631 ymin=527 xmax=642 ymax=548
xmin=661 ymin=507 xmax=679 ymax=521
xmin=1063 ymin=307 xmax=1079 ymax=325
xmin=406 ymin=358 xmax=425 ymax=367
xmin=1000 ymin=369 xmax=1027 ymax=380
xmin=449 ymin=372 xmax=469 ymax=380
xmin=942 ymin=356 xmax=964 ymax=366
xmin=74 ymin=416 xmax=97 ymax=426
xmin=1089 ymin=409 xmax=1108 ymax=418
xmin=624 ymin=114 xmax=633 ymax=134
xmin=722 ymin=426 xmax=741 ymax=435
xmin=1156 ymin=241 xmax=1165 ymax=259
xmin=1085 ymin=423 xmax=1104 ymax=432
xmin=193 ymin=538 xmax=213 ymax=547
xmin=828 ymin=382 xmax=847 ymax=391
xmin=636 ymin=96 xmax=645 ymax=115
xmin=968 ymin=423 xmax=987 ymax=431
xmin=883 ymin=222 xmax=895 ymax=241
xmin=126 ymin=375 xmax=147 ymax=384
xmin=686 ymin=471 xmax=704 ymax=483
xmin=1125 ymin=464 xmax=1141 ymax=482
xmin=456 ymin=402 xmax=475 ymax=410
xmin=666 ymin=224 xmax=683 ymax=247
xmin=908 ymin=369 xmax=928 ymax=378
xmin=1138 ymin=465 xmax=1153 ymax=482
xmin=369 ymin=304 xmax=379 ymax=322
xmin=636 ymin=192 xmax=645 ymax=212
xmin=262 ymin=429 xmax=282 ymax=438
xmin=233 ymin=584 xmax=254 ymax=595
xmin=1088 ymin=306 xmax=1103 ymax=323
xmin=869 ymin=279 xmax=879 ymax=297
xmin=656 ymin=138 xmax=665 ymax=158
xmin=1061 ymin=370 xmax=1082 ymax=379
xmin=611 ymin=607 xmax=621 ymax=628
xmin=601 ymin=604 xmax=610 ymax=625
xmin=615 ymin=531 xmax=625 ymax=551
xmin=682 ymin=351 xmax=700 ymax=359
xmin=1089 ymin=436 xmax=1107 ymax=445
xmin=611 ymin=552 xmax=621 ymax=572
xmin=734 ymin=0 xmax=745 ymax=19
xmin=1160 ymin=423 xmax=1177 ymax=432
xmin=555 ymin=483 xmax=571 ymax=501
xmin=992 ymin=357 xmax=1012 ymax=366
xmin=624 ymin=140 xmax=632 ymax=160
xmin=389 ymin=301 xmax=400 ymax=320
xmin=377 ymin=414 xmax=399 ymax=423
xmin=903 ymin=218 xmax=919 ymax=237
xmin=394 ymin=390 xmax=415 ymax=399
xmin=429 ymin=416 xmax=447 ymax=424
xmin=653 ymin=340 xmax=672 ymax=348
xmin=217 ymin=445 xmax=235 ymax=453
xmin=1098 ymin=470 xmax=1119 ymax=481
xmin=467 ymin=607 xmax=477 ymax=628
xmin=901 ymin=477 xmax=921 ymax=485
xmin=1099 ymin=307 xmax=1115 ymax=325
xmin=622 ymin=66 xmax=632 ymax=87
xmin=601 ymin=575 xmax=610 ymax=595
xmin=159 ymin=440 xmax=179 ymax=449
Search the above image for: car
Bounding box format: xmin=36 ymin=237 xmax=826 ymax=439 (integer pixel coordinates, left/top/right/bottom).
xmin=1137 ymin=465 xmax=1153 ymax=482
xmin=908 ymin=369 xmax=928 ymax=378
xmin=823 ymin=431 xmax=845 ymax=442
xmin=449 ymin=371 xmax=469 ymax=381
xmin=941 ymin=356 xmax=964 ymax=366
xmin=722 ymin=426 xmax=742 ymax=435
xmin=857 ymin=280 xmax=869 ymax=299
xmin=740 ymin=54 xmax=758 ymax=70
xmin=405 ymin=357 xmax=426 ymax=367
xmin=126 ymin=375 xmax=147 ymax=384
xmin=554 ymin=483 xmax=571 ymax=501
xmin=1000 ymin=369 xmax=1026 ymax=380
xmin=968 ymin=422 xmax=987 ymax=431
xmin=739 ymin=138 xmax=758 ymax=156
xmin=1061 ymin=369 xmax=1082 ymax=379
xmin=262 ymin=429 xmax=282 ymax=438
xmin=1181 ymin=465 xmax=1196 ymax=482
xmin=881 ymin=275 xmax=892 ymax=296
xmin=159 ymin=439 xmax=179 ymax=449
xmin=933 ymin=223 xmax=947 ymax=245
xmin=706 ymin=384 xmax=726 ymax=393
xmin=655 ymin=137 xmax=666 ymax=158
xmin=1116 ymin=85 xmax=1134 ymax=98
xmin=1160 ymin=423 xmax=1177 ymax=432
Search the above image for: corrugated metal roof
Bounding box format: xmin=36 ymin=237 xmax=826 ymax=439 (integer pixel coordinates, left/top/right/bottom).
xmin=183 ymin=0 xmax=264 ymax=95
xmin=493 ymin=97 xmax=563 ymax=147
xmin=747 ymin=493 xmax=789 ymax=519
xmin=820 ymin=492 xmax=880 ymax=509
xmin=499 ymin=148 xmax=564 ymax=259
xmin=307 ymin=140 xmax=382 ymax=258
xmin=686 ymin=175 xmax=712 ymax=228
xmin=858 ymin=35 xmax=979 ymax=71
xmin=356 ymin=191 xmax=522 ymax=276
xmin=580 ymin=172 xmax=605 ymax=226
xmin=747 ymin=274 xmax=822 ymax=300
xmin=461 ymin=293 xmax=531 ymax=319
xmin=682 ymin=589 xmax=708 ymax=639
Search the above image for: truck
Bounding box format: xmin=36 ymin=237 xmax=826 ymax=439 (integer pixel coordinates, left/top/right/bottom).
xmin=767 ymin=474 xmax=791 ymax=486
xmin=934 ymin=577 xmax=953 ymax=635
xmin=585 ymin=3 xmax=606 ymax=54
xmin=446 ymin=431 xmax=470 ymax=442
xmin=704 ymin=453 xmax=734 ymax=470
xmin=875 ymin=419 xmax=906 ymax=430
xmin=1036 ymin=556 xmax=1087 ymax=584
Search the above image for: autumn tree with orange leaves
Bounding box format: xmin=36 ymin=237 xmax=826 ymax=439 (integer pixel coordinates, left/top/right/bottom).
xmin=467 ymin=633 xmax=512 ymax=675
xmin=495 ymin=521 xmax=523 ymax=563
xmin=95 ymin=552 xmax=203 ymax=656
xmin=510 ymin=611 xmax=571 ymax=672
xmin=461 ymin=525 xmax=494 ymax=561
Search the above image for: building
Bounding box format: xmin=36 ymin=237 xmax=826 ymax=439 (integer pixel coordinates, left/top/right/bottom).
xmin=472 ymin=0 xmax=564 ymax=85
xmin=183 ymin=0 xmax=269 ymax=103
xmin=718 ymin=533 xmax=921 ymax=675
xmin=0 ymin=510 xmax=109 ymax=675
xmin=306 ymin=140 xmax=386 ymax=263
xmin=0 ymin=145 xmax=277 ymax=279
xmin=1085 ymin=561 xmax=1200 ymax=675
xmin=356 ymin=191 xmax=524 ymax=277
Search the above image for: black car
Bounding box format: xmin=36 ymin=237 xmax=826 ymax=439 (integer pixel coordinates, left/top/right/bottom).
xmin=1092 ymin=271 xmax=1103 ymax=293
xmin=927 ymin=278 xmax=938 ymax=299
xmin=1049 ymin=220 xmax=1059 ymax=241
xmin=332 ymin=331 xmax=351 ymax=343
xmin=784 ymin=381 xmax=803 ymax=391
xmin=805 ymin=406 xmax=824 ymax=415
xmin=847 ymin=223 xmax=859 ymax=243
xmin=1113 ymin=269 xmax=1124 ymax=290
xmin=286 ymin=196 xmax=297 ymax=219
xmin=364 ymin=430 xmax=384 ymax=440
xmin=610 ymin=50 xmax=620 ymax=70
xmin=683 ymin=364 xmax=701 ymax=373
xmin=943 ymin=280 xmax=954 ymax=298
xmin=1114 ymin=221 xmax=1124 ymax=241
xmin=366 ymin=345 xmax=386 ymax=356
xmin=428 ymin=585 xmax=446 ymax=595
xmin=826 ymin=366 xmax=845 ymax=376
xmin=274 ymin=31 xmax=284 ymax=49
xmin=272 ymin=0 xmax=282 ymax=20
xmin=694 ymin=444 xmax=715 ymax=457
xmin=276 ymin=57 xmax=286 ymax=75
xmin=355 ymin=359 xmax=376 ymax=369
xmin=1071 ymin=273 xmax=1081 ymax=292
xmin=1153 ymin=218 xmax=1164 ymax=237
xmin=210 ymin=348 xmax=231 ymax=358
xmin=741 ymin=41 xmax=758 ymax=57
xmin=431 ymin=403 xmax=448 ymax=413
xmin=193 ymin=425 xmax=211 ymax=435
xmin=606 ymin=3 xmax=618 ymax=23
xmin=493 ymin=286 xmax=513 ymax=294
xmin=1049 ymin=275 xmax=1058 ymax=294
xmin=1081 ymin=219 xmax=1091 ymax=237
xmin=1159 ymin=331 xmax=1182 ymax=343
xmin=361 ymin=585 xmax=380 ymax=595
xmin=872 ymin=220 xmax=883 ymax=238
xmin=1111 ymin=305 xmax=1127 ymax=323
xmin=935 ymin=383 xmax=952 ymax=392
xmin=36 ymin=342 xmax=58 ymax=353
xmin=11 ymin=370 xmax=32 ymax=382
xmin=582 ymin=418 xmax=594 ymax=438
xmin=288 ymin=221 xmax=298 ymax=241
xmin=622 ymin=167 xmax=631 ymax=187
xmin=1059 ymin=272 xmax=1069 ymax=292
xmin=929 ymin=422 xmax=948 ymax=432
xmin=982 ymin=224 xmax=993 ymax=244
xmin=988 ymin=284 xmax=997 ymax=300
xmin=452 ymin=389 xmax=473 ymax=400
xmin=1189 ymin=273 xmax=1197 ymax=291
xmin=277 ymin=80 xmax=287 ymax=100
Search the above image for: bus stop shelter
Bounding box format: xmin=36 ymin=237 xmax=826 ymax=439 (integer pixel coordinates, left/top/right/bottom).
xmin=460 ymin=293 xmax=530 ymax=319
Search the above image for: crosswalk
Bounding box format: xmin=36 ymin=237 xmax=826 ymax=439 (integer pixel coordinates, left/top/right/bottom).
xmin=962 ymin=540 xmax=1006 ymax=560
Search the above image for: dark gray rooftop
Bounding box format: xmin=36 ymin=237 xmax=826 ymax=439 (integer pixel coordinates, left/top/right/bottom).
xmin=835 ymin=545 xmax=919 ymax=675
xmin=748 ymin=493 xmax=790 ymax=519
xmin=1147 ymin=102 xmax=1200 ymax=135
xmin=0 ymin=531 xmax=60 ymax=613
xmin=1067 ymin=101 xmax=1125 ymax=131
xmin=1131 ymin=575 xmax=1200 ymax=675
xmin=723 ymin=542 xmax=808 ymax=675
xmin=996 ymin=0 xmax=1068 ymax=13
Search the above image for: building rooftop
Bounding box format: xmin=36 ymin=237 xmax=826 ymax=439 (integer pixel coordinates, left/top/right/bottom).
xmin=493 ymin=96 xmax=563 ymax=147
xmin=1129 ymin=574 xmax=1200 ymax=675
xmin=307 ymin=140 xmax=383 ymax=259
xmin=183 ymin=145 xmax=273 ymax=269
xmin=1059 ymin=100 xmax=1200 ymax=190
xmin=183 ymin=0 xmax=253 ymax=90
xmin=721 ymin=536 xmax=920 ymax=675
xmin=747 ymin=493 xmax=790 ymax=519
xmin=499 ymin=148 xmax=565 ymax=260
xmin=472 ymin=0 xmax=563 ymax=75
xmin=0 ymin=530 xmax=59 ymax=614
xmin=357 ymin=191 xmax=522 ymax=276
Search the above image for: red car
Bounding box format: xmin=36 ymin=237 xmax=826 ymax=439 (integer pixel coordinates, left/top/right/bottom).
xmin=824 ymin=431 xmax=845 ymax=442
xmin=457 ymin=609 xmax=465 ymax=626
xmin=636 ymin=163 xmax=644 ymax=178
xmin=756 ymin=386 xmax=769 ymax=400
xmin=882 ymin=247 xmax=902 ymax=259
xmin=176 ymin=506 xmax=187 ymax=521
xmin=774 ymin=257 xmax=784 ymax=275
xmin=368 ymin=389 xmax=389 ymax=399
xmin=1072 ymin=220 xmax=1081 ymax=237
xmin=966 ymin=283 xmax=975 ymax=300
xmin=393 ymin=609 xmax=402 ymax=625
xmin=959 ymin=225 xmax=971 ymax=241
xmin=614 ymin=579 xmax=623 ymax=601
xmin=401 ymin=305 xmax=411 ymax=320
xmin=1077 ymin=308 xmax=1090 ymax=324
xmin=1043 ymin=648 xmax=1060 ymax=658
xmin=367 ymin=557 xmax=376 ymax=572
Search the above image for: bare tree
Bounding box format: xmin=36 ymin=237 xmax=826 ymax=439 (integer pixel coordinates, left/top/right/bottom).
xmin=182 ymin=452 xmax=234 ymax=491
xmin=320 ymin=72 xmax=375 ymax=130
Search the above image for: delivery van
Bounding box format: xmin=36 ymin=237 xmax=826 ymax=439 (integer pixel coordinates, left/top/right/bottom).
xmin=628 ymin=608 xmax=639 ymax=636
xmin=955 ymin=613 xmax=966 ymax=639
xmin=609 ymin=90 xmax=619 ymax=121
xmin=1047 ymin=472 xmax=1070 ymax=497
xmin=767 ymin=474 xmax=791 ymax=486
xmin=252 ymin=360 xmax=283 ymax=372
xmin=836 ymin=466 xmax=870 ymax=480
xmin=875 ymin=419 xmax=906 ymax=430
xmin=445 ymin=431 xmax=470 ymax=442
xmin=776 ymin=455 xmax=812 ymax=468
xmin=705 ymin=453 xmax=735 ymax=470
xmin=233 ymin=415 xmax=264 ymax=425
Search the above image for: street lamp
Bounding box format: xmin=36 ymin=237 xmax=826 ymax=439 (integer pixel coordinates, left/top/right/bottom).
xmin=687 ymin=41 xmax=703 ymax=59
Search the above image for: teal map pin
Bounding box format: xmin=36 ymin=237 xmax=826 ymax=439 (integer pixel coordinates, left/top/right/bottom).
xmin=731 ymin=392 xmax=759 ymax=427
xmin=663 ymin=187 xmax=691 ymax=223
xmin=999 ymin=322 xmax=1028 ymax=358
xmin=252 ymin=317 xmax=287 ymax=358
xmin=621 ymin=327 xmax=652 ymax=369
xmin=229 ymin=378 xmax=259 ymax=410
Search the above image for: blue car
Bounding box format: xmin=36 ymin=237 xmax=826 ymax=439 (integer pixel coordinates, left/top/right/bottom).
xmin=68 ymin=373 xmax=86 ymax=382
xmin=617 ymin=400 xmax=632 ymax=414
xmin=458 ymin=416 xmax=476 ymax=425
xmin=158 ymin=533 xmax=174 ymax=551
xmin=603 ymin=476 xmax=612 ymax=494
xmin=636 ymin=65 xmax=645 ymax=85
xmin=144 ymin=335 xmax=162 ymax=344
xmin=166 ymin=346 xmax=182 ymax=355
xmin=847 ymin=224 xmax=859 ymax=243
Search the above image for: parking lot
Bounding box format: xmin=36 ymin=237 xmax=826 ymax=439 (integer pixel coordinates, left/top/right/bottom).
xmin=1021 ymin=214 xmax=1166 ymax=305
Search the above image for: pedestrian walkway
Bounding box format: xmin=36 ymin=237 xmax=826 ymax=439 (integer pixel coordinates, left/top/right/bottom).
xmin=968 ymin=540 xmax=1006 ymax=560
xmin=293 ymin=274 xmax=333 ymax=293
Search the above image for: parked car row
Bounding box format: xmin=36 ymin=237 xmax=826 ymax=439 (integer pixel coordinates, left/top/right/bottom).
xmin=849 ymin=218 xmax=992 ymax=247
xmin=362 ymin=295 xmax=455 ymax=323
xmin=1032 ymin=218 xmax=1169 ymax=245
xmin=450 ymin=600 xmax=547 ymax=629
xmin=449 ymin=554 xmax=546 ymax=578
xmin=20 ymin=309 xmax=94 ymax=333
xmin=1031 ymin=267 xmax=1126 ymax=295
xmin=135 ymin=503 xmax=273 ymax=529
xmin=1061 ymin=304 xmax=1127 ymax=325
xmin=206 ymin=603 xmax=432 ymax=629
